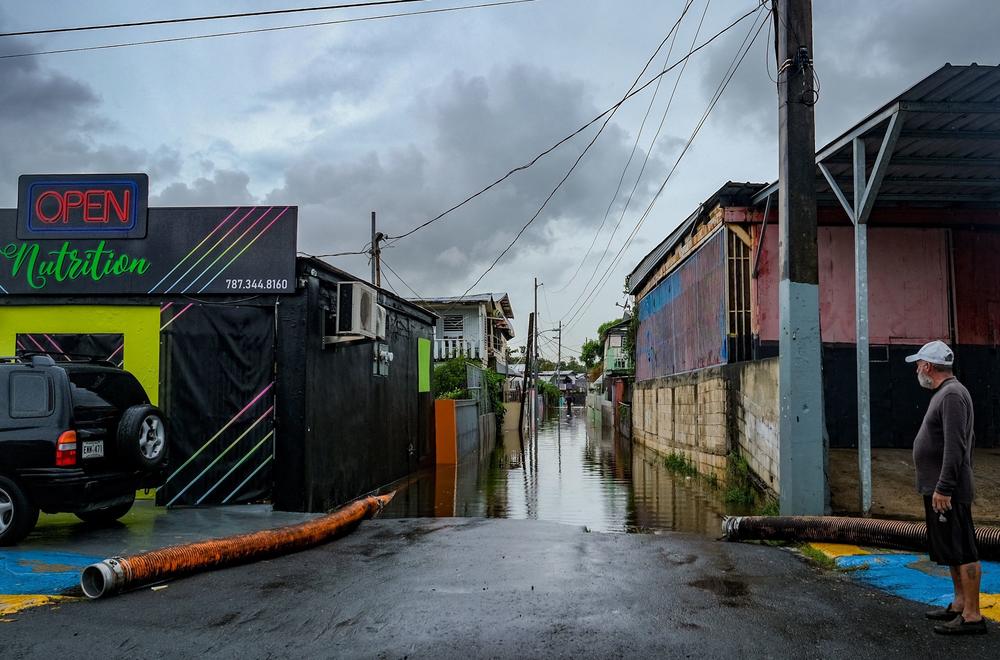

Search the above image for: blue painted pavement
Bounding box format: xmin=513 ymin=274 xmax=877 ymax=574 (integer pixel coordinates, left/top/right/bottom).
xmin=0 ymin=550 xmax=102 ymax=595
xmin=837 ymin=553 xmax=1000 ymax=611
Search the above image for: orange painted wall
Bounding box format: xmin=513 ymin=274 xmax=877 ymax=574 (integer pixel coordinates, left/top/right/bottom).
xmin=434 ymin=399 xmax=458 ymax=465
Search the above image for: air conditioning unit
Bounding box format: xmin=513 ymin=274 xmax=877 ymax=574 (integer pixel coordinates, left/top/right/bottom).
xmin=336 ymin=281 xmax=377 ymax=339
xmin=375 ymin=304 xmax=387 ymax=340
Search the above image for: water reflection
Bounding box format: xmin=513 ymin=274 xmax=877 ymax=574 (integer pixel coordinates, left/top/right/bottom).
xmin=380 ymin=407 xmax=741 ymax=535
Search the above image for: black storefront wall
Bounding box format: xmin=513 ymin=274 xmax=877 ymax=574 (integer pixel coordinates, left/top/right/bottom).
xmin=755 ymin=339 xmax=997 ymax=449
xmin=157 ymin=303 xmax=276 ymax=506
xmin=274 ymin=261 xmax=435 ymax=513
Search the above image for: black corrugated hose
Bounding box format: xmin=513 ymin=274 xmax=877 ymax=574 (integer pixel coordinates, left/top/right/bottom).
xmin=722 ymin=516 xmax=1000 ymax=561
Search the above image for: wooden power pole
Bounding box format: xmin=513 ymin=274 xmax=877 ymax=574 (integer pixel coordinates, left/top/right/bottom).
xmin=775 ymin=0 xmax=826 ymax=515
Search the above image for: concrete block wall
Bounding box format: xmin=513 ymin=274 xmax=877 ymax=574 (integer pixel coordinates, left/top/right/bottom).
xmin=633 ymin=359 xmax=779 ymax=493
xmin=730 ymin=358 xmax=780 ymax=493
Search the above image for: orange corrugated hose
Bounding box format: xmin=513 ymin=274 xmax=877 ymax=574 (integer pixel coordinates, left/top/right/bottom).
xmin=81 ymin=493 xmax=394 ymax=599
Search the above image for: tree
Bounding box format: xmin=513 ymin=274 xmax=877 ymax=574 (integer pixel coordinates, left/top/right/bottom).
xmin=580 ymin=339 xmax=601 ymax=369
xmin=597 ymin=318 xmax=623 ymax=340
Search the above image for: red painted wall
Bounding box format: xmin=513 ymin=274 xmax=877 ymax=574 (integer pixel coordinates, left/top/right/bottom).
xmin=753 ymin=226 xmax=950 ymax=345
xmin=953 ymin=230 xmax=1000 ymax=346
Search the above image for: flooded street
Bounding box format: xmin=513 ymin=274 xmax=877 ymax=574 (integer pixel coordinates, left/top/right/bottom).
xmin=381 ymin=407 xmax=745 ymax=534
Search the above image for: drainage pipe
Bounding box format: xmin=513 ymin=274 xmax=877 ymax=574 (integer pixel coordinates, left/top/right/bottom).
xmin=82 ymin=493 xmax=393 ymax=599
xmin=722 ymin=515 xmax=1000 ymax=561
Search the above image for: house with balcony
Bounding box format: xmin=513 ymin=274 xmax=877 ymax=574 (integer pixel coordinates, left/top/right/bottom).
xmin=602 ymin=318 xmax=634 ymax=376
xmin=408 ymin=293 xmax=515 ymax=371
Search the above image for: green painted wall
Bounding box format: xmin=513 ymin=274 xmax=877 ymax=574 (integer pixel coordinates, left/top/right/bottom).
xmin=0 ymin=305 xmax=161 ymax=404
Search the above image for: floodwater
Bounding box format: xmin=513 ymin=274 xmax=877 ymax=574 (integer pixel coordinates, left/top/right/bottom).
xmin=380 ymin=406 xmax=747 ymax=535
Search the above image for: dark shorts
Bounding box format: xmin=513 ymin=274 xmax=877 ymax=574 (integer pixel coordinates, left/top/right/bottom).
xmin=923 ymin=496 xmax=979 ymax=566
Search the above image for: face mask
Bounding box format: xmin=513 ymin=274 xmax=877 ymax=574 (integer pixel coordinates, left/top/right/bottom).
xmin=918 ymin=371 xmax=935 ymax=390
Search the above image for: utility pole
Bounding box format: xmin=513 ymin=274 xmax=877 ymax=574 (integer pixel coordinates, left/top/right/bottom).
xmin=556 ymin=320 xmax=562 ymax=403
xmin=519 ymin=312 xmax=534 ymax=437
xmin=533 ymin=278 xmax=540 ymax=420
xmin=370 ymin=211 xmax=383 ymax=287
xmin=775 ymin=0 xmax=826 ymax=515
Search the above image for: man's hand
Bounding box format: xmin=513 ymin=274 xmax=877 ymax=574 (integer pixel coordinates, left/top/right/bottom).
xmin=932 ymin=491 xmax=952 ymax=514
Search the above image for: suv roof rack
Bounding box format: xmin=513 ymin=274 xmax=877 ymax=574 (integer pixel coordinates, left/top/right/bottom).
xmin=0 ymin=355 xmax=57 ymax=367
xmin=17 ymin=351 xmax=117 ymax=367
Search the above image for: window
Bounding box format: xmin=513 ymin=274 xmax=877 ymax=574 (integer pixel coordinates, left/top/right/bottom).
xmin=10 ymin=372 xmax=53 ymax=418
xmin=443 ymin=315 xmax=464 ymax=334
xmin=609 ymin=335 xmax=623 ymax=348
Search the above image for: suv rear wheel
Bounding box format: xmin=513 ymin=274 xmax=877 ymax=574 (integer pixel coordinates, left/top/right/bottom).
xmin=75 ymin=491 xmax=136 ymax=525
xmin=0 ymin=476 xmax=39 ymax=546
xmin=118 ymin=405 xmax=167 ymax=469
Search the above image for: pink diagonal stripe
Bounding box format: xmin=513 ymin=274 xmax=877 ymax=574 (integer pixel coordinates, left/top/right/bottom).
xmin=160 ymin=302 xmax=194 ymax=331
xmin=44 ymin=334 xmax=65 ymax=354
xmin=107 ymin=343 xmax=124 ymax=362
xmin=161 ymin=302 xmax=174 ymax=313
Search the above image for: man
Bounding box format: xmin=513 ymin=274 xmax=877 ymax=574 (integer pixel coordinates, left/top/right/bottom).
xmin=906 ymin=340 xmax=987 ymax=635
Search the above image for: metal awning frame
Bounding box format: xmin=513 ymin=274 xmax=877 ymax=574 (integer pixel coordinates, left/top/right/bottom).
xmin=755 ymin=96 xmax=1000 ymax=514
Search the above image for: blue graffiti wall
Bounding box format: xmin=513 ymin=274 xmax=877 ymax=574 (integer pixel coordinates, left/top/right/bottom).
xmin=636 ymin=230 xmax=727 ymax=381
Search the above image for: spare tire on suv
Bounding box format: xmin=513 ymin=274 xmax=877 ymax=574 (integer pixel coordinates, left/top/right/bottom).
xmin=118 ymin=405 xmax=167 ymax=470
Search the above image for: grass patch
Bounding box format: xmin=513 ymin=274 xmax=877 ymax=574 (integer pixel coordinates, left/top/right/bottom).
xmin=754 ymin=498 xmax=779 ymax=516
xmin=663 ymin=452 xmax=699 ymax=478
xmin=798 ymin=544 xmax=838 ymax=570
xmin=723 ymin=453 xmax=757 ymax=506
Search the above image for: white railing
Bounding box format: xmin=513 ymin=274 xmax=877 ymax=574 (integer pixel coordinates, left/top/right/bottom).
xmin=434 ymin=338 xmax=482 ymax=361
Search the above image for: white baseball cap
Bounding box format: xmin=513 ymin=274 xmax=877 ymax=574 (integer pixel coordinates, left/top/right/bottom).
xmin=905 ymin=340 xmax=954 ymax=366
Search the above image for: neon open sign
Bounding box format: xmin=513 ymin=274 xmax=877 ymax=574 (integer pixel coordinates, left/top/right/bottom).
xmin=17 ymin=174 xmax=148 ymax=240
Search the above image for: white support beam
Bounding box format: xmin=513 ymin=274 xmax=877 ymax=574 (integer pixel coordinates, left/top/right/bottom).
xmin=854 ymin=136 xmax=872 ymax=516
xmin=857 ymin=111 xmax=904 ymax=225
xmin=815 ymin=103 xmax=900 ymax=164
xmin=818 ymin=163 xmax=856 ymax=224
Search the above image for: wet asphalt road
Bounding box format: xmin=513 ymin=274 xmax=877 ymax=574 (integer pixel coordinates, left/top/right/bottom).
xmin=1 ymin=517 xmax=996 ymax=659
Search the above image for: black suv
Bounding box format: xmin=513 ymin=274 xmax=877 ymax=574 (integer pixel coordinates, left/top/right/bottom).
xmin=0 ymin=355 xmax=167 ymax=545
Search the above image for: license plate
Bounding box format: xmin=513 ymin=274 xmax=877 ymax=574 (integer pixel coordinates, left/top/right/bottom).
xmin=81 ymin=441 xmax=104 ymax=459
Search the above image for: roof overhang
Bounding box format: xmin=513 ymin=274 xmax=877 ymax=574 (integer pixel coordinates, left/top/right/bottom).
xmin=754 ymin=64 xmax=1000 ymax=217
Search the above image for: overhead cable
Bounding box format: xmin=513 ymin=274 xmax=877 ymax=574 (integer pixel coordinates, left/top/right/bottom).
xmin=0 ymin=0 xmax=536 ymax=60
xmin=0 ymin=1 xmax=427 ymax=38
xmin=383 ymin=2 xmax=764 ymax=244
xmin=553 ymin=0 xmax=697 ymax=294
xmin=560 ymin=0 xmax=714 ymax=322
xmin=563 ymin=6 xmax=770 ymax=331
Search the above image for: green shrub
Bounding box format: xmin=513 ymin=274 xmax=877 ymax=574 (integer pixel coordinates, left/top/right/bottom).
xmin=663 ymin=452 xmax=699 ymax=478
xmin=434 ymin=358 xmax=470 ymax=399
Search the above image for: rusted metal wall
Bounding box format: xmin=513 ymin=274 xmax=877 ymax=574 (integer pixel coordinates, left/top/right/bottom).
xmin=753 ymin=226 xmax=950 ymax=344
xmin=953 ymin=230 xmax=1000 ymax=346
xmin=636 ymin=230 xmax=727 ymax=381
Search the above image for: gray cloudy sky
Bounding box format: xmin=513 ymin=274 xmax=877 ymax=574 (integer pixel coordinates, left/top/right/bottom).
xmin=1 ymin=0 xmax=997 ymax=357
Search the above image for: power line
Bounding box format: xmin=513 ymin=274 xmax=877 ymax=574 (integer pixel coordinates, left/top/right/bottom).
xmin=564 ymin=7 xmax=768 ymax=330
xmin=564 ymin=7 xmax=768 ymax=331
xmin=0 ymin=1 xmax=427 ymax=38
xmin=381 ymin=258 xmax=424 ymax=299
xmin=563 ymin=5 xmax=770 ymax=332
xmin=442 ymin=5 xmax=764 ymax=314
xmin=0 ymin=0 xmax=536 ymax=60
xmin=558 ymin=0 xmax=710 ymax=315
xmin=383 ymin=2 xmax=763 ymax=244
xmin=553 ymin=0 xmax=696 ymax=294
xmin=300 ymin=249 xmax=370 ymax=258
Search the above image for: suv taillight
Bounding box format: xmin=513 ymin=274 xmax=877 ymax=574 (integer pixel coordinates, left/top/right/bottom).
xmin=55 ymin=430 xmax=77 ymax=467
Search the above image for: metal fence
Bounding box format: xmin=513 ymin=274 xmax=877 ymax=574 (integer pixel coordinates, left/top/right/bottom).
xmin=465 ymin=362 xmax=492 ymax=415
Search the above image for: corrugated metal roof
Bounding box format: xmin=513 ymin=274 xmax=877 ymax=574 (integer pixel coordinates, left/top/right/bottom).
xmin=753 ymin=64 xmax=1000 ymax=210
xmin=409 ymin=292 xmax=514 ymax=319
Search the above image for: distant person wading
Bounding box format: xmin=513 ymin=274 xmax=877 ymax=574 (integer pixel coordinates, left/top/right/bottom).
xmin=907 ymin=340 xmax=987 ymax=636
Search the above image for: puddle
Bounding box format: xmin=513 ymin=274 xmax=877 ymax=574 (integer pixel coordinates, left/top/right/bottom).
xmin=380 ymin=408 xmax=749 ymax=535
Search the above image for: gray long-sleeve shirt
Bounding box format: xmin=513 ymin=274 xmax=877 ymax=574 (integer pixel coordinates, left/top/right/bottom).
xmin=912 ymin=377 xmax=975 ymax=503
